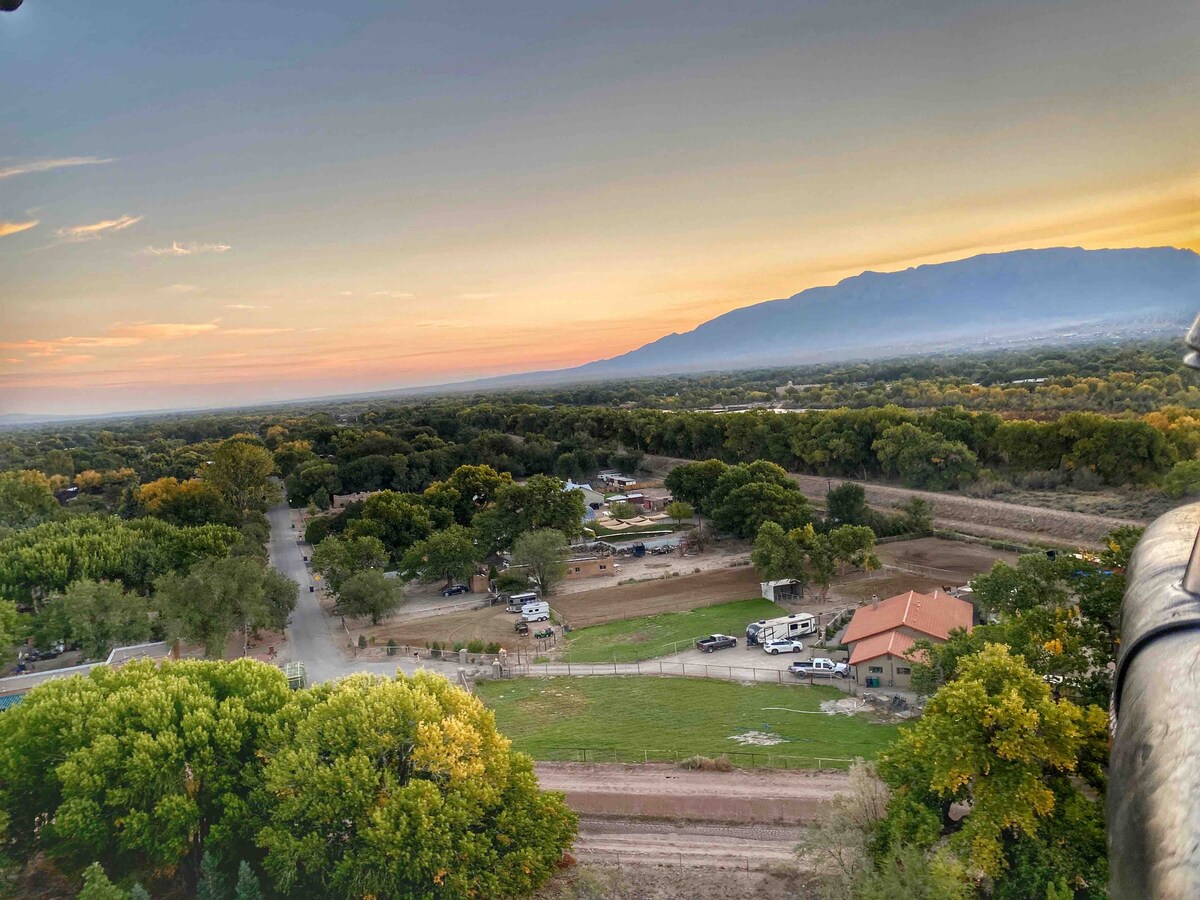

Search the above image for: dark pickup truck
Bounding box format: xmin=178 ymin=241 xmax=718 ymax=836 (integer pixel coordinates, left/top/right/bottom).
xmin=695 ymin=634 xmax=738 ymax=653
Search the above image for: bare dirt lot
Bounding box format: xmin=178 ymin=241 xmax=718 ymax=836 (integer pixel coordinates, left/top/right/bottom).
xmin=535 ymin=762 xmax=846 ymax=825
xmin=554 ymin=539 xmax=751 ymax=597
xmin=644 ymin=454 xmax=1143 ymax=549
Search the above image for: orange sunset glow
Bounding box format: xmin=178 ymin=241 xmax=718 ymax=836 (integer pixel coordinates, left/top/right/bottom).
xmin=3 ymin=1 xmax=1198 ymax=415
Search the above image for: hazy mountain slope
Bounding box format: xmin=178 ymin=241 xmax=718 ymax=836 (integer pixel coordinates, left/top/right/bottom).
xmin=569 ymin=247 xmax=1200 ymax=377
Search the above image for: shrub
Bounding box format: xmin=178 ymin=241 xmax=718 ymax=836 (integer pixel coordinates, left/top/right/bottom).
xmin=678 ymin=754 xmax=733 ymax=772
xmin=485 ymin=642 xmax=501 ymax=654
xmin=453 ymin=641 xmax=465 ymax=652
xmin=386 ymin=639 xmax=397 ymax=656
xmin=357 ymin=635 xmax=367 ymax=650
xmin=466 ymin=639 xmax=485 ymax=654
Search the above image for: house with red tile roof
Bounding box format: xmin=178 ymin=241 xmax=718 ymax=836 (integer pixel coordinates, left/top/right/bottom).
xmin=843 ymin=590 xmax=974 ymax=689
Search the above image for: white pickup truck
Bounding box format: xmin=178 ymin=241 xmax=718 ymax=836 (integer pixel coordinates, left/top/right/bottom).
xmin=788 ymin=657 xmax=850 ymax=678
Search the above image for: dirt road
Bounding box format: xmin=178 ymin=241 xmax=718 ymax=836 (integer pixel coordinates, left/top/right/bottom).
xmin=575 ymin=817 xmax=804 ymax=866
xmin=645 ymin=454 xmax=1142 ymax=548
xmin=535 ymin=761 xmax=845 ymax=824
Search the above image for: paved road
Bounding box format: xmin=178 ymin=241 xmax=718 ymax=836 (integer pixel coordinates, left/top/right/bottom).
xmin=267 ymin=500 xmax=462 ymax=685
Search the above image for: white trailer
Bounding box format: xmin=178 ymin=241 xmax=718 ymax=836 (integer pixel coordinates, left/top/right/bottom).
xmin=746 ymin=613 xmax=817 ymax=646
xmin=520 ymin=601 xmax=551 ymax=623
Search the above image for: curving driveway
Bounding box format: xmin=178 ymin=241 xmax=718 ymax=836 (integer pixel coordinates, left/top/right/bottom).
xmin=267 ymin=500 xmax=462 ymax=685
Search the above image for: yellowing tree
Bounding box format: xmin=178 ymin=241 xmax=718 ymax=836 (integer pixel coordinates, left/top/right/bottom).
xmin=878 ymin=644 xmax=1108 ymax=882
xmin=255 ymin=671 xmax=576 ymax=899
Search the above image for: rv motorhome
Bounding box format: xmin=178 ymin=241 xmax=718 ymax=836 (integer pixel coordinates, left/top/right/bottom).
xmin=745 ymin=613 xmax=818 ymax=646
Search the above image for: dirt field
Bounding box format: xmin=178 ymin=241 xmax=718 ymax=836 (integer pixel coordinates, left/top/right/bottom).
xmin=643 ymin=454 xmax=1143 ymax=549
xmin=554 ymin=539 xmax=751 ymax=597
xmin=535 ymin=761 xmax=846 ymax=824
xmin=533 ymin=762 xmax=832 ymax=898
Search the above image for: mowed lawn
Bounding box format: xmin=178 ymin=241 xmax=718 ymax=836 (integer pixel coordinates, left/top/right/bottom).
xmin=476 ymin=676 xmax=899 ymax=768
xmin=562 ymin=597 xmax=785 ymax=662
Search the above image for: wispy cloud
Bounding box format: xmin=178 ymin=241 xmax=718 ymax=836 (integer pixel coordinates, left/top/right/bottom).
xmin=338 ymin=291 xmax=353 ymax=296
xmin=223 ymin=327 xmax=293 ymax=336
xmin=0 ymin=156 xmax=113 ymax=180
xmin=459 ymin=292 xmax=500 ymax=300
xmin=369 ymin=291 xmax=415 ymax=299
xmin=55 ymin=215 xmax=142 ymax=242
xmin=0 ymin=336 xmax=144 ymax=357
xmin=109 ymin=322 xmax=219 ymax=340
xmin=225 ymin=303 xmax=271 ymax=310
xmin=0 ymin=220 xmax=39 ymax=238
xmin=138 ymin=241 xmax=231 ymax=257
xmin=163 ymin=283 xmax=201 ymax=294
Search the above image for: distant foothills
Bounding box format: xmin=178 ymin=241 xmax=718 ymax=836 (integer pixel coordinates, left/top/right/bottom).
xmin=4 ymin=246 xmax=1198 ymax=425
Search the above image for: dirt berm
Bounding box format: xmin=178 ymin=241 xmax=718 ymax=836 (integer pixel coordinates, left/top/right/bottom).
xmin=534 ymin=762 xmax=845 ymax=825
xmin=644 ymin=454 xmax=1145 ymax=549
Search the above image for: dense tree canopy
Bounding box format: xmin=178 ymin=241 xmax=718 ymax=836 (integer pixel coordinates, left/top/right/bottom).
xmin=255 ymin=671 xmax=576 ymax=899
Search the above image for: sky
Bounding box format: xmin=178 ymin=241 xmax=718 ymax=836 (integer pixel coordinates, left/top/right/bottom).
xmin=1 ymin=0 xmax=1198 ymax=416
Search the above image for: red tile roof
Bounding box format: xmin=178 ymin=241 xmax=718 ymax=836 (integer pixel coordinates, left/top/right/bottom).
xmin=843 ymin=590 xmax=973 ymax=644
xmin=848 ymin=630 xmax=918 ymax=666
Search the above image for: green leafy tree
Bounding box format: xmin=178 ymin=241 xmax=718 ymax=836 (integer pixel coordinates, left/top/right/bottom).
xmin=665 ymin=499 xmax=693 ymax=526
xmin=0 ymin=516 xmax=241 ymax=608
xmin=254 ymin=671 xmax=577 ymax=899
xmin=0 ymin=659 xmax=292 ymax=886
xmin=608 ymin=500 xmax=638 ymax=520
xmin=825 ymin=482 xmax=868 ymax=527
xmin=0 ymin=598 xmax=22 ymax=667
xmin=436 ymin=464 xmax=513 ymax=525
xmin=873 ymin=423 xmax=979 ymax=490
xmin=1163 ymin=458 xmax=1200 ymax=498
xmin=77 ymin=862 xmax=129 ymax=900
xmin=0 ymin=469 xmax=60 ymax=529
xmin=345 ymin=491 xmax=437 ymax=559
xmin=310 ymin=534 xmax=389 ymax=594
xmin=400 ymin=525 xmax=482 ymax=586
xmin=752 ymin=522 xmax=878 ymax=600
xmin=335 ymin=569 xmax=406 ymax=625
xmin=512 ymin=529 xmax=570 ymax=596
xmin=303 ymin=514 xmax=331 ymax=545
xmin=472 ymin=474 xmax=586 ymax=554
xmin=663 ymin=459 xmax=728 ymax=512
xmin=285 ymin=460 xmax=340 ymax=509
xmin=199 ymin=440 xmax=277 ymax=516
xmin=156 ymin=557 xmax=298 ymax=657
xmin=897 ymin=497 xmax=933 ymax=535
xmin=712 ymin=481 xmax=813 ymax=538
xmin=40 ymin=580 xmax=154 ymax=660
xmin=877 ymin=644 xmax=1108 ymax=887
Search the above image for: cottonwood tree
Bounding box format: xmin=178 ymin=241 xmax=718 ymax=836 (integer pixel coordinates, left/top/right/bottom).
xmin=876 ymin=644 xmax=1108 ymax=892
xmin=156 ymin=556 xmax=297 ymax=657
xmin=825 ymin=482 xmax=868 ymax=527
xmin=199 ymin=440 xmax=277 ymax=517
xmin=0 ymin=469 xmax=59 ymax=529
xmin=400 ymin=524 xmax=481 ymax=586
xmin=0 ymin=659 xmax=292 ymax=888
xmin=512 ymin=528 xmax=569 ymax=596
xmin=130 ymin=477 xmax=233 ymax=527
xmin=335 ymin=569 xmax=405 ymax=625
xmin=39 ymin=580 xmax=153 ymax=660
xmin=752 ymin=522 xmax=880 ymax=600
xmin=311 ymin=534 xmax=389 ymax=593
xmin=255 ymin=671 xmax=577 ymax=899
xmin=472 ymin=475 xmax=585 ymax=553
xmin=663 ymin=459 xmax=728 ymax=512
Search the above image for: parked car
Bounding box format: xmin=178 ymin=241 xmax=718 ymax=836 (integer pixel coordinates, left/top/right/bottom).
xmin=440 ymin=584 xmax=470 ymax=597
xmin=762 ymin=639 xmax=804 ymax=654
xmin=695 ymin=634 xmax=738 ymax=653
xmin=789 ymin=658 xmax=850 ymax=678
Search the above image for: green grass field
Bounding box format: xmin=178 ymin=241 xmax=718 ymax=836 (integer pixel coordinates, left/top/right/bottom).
xmin=476 ymin=676 xmax=899 ymax=768
xmin=561 ymin=597 xmax=785 ymax=662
